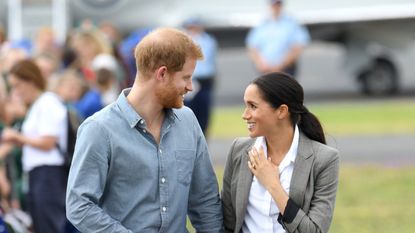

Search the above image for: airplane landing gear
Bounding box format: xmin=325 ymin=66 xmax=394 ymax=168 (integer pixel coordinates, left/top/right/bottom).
xmin=358 ymin=59 xmax=398 ymax=95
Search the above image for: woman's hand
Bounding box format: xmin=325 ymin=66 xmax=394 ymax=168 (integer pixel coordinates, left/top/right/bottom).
xmin=248 ymin=146 xmax=289 ymax=215
xmin=1 ymin=128 xmax=23 ymax=145
xmin=248 ymin=146 xmax=280 ymax=190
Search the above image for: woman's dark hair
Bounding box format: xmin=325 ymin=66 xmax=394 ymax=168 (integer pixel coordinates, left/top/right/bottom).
xmin=252 ymin=72 xmax=326 ymax=144
xmin=9 ymin=59 xmax=46 ymax=91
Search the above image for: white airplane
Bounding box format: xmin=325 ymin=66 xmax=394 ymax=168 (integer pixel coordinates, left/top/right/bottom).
xmin=2 ymin=0 xmax=415 ymax=95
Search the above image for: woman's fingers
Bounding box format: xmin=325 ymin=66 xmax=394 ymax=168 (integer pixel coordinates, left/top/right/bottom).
xmin=258 ymin=146 xmax=265 ymax=160
xmin=247 ymin=160 xmax=255 ymax=170
xmin=249 ymin=150 xmax=257 ymax=167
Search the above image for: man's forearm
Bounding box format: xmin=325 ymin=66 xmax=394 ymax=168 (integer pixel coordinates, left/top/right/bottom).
xmin=66 ymin=193 xmax=133 ymax=233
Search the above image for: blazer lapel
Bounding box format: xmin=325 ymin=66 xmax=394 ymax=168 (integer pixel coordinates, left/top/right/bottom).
xmin=289 ymin=133 xmax=314 ymax=207
xmin=235 ymin=143 xmax=254 ymax=232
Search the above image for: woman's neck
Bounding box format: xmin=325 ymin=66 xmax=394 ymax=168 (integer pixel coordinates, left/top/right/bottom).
xmin=28 ymin=89 xmax=43 ymax=106
xmin=265 ymin=124 xmax=294 ymax=165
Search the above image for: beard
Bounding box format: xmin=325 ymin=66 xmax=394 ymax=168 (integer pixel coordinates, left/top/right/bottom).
xmin=155 ymin=84 xmax=184 ymax=109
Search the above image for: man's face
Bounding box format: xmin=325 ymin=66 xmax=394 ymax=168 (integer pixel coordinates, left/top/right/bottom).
xmin=156 ymin=58 xmax=196 ymax=108
xmin=271 ymin=1 xmax=283 ymax=16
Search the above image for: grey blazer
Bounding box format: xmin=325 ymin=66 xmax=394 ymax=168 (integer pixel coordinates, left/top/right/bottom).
xmin=221 ymin=133 xmax=339 ymax=233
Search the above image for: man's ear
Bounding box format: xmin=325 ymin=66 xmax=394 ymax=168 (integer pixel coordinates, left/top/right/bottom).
xmin=277 ymin=104 xmax=289 ymax=120
xmin=155 ymin=66 xmax=168 ymax=81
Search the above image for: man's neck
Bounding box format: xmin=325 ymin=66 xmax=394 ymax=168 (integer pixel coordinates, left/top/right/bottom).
xmin=127 ymin=82 xmax=164 ymax=124
xmin=127 ymin=83 xmax=166 ymax=144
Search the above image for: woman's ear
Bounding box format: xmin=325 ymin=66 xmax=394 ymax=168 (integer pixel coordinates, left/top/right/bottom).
xmin=277 ymin=104 xmax=289 ymax=120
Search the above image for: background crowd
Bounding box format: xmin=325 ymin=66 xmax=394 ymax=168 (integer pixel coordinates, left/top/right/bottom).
xmin=0 ymin=20 xmax=149 ymax=232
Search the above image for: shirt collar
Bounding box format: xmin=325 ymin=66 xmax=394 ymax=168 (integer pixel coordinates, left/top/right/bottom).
xmin=281 ymin=124 xmax=299 ymax=168
xmin=253 ymin=125 xmax=300 ymax=171
xmin=116 ymin=88 xmax=179 ymax=128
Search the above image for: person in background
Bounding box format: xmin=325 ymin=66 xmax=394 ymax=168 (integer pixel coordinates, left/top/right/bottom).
xmin=66 ymin=27 xmax=223 ymax=233
xmin=1 ymin=47 xmax=27 ymax=83
xmin=1 ymin=59 xmax=67 ymax=233
xmin=222 ymin=72 xmax=339 ymax=233
xmin=32 ymin=27 xmax=61 ymax=59
xmin=69 ymin=29 xmax=114 ymax=83
xmin=98 ymin=21 xmax=130 ymax=89
xmin=119 ymin=28 xmax=152 ymax=87
xmin=0 ymin=24 xmax=6 ymax=47
xmin=0 ymin=90 xmax=26 ymax=212
xmin=246 ymin=0 xmax=310 ymax=77
xmin=95 ymin=68 xmax=119 ymax=105
xmin=91 ymin=54 xmax=121 ymax=102
xmin=34 ymin=52 xmax=61 ymax=90
xmin=183 ymin=18 xmax=218 ymax=136
xmin=0 ymin=98 xmax=12 ymax=210
xmin=55 ymin=69 xmax=102 ymax=119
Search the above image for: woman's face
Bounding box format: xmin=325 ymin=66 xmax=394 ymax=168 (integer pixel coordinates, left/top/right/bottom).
xmin=8 ymin=74 xmax=38 ymax=105
xmin=242 ymin=84 xmax=279 ymax=138
xmin=72 ymin=36 xmax=99 ymax=63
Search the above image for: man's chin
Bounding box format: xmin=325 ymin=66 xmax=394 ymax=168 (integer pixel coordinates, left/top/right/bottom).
xmin=174 ymin=102 xmax=184 ymax=109
xmin=165 ymin=100 xmax=183 ymax=109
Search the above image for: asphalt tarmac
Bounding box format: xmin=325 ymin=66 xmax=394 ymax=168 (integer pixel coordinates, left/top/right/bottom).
xmin=208 ymin=134 xmax=415 ymax=167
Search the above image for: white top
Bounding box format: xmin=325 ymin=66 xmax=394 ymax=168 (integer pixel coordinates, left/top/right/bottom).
xmin=242 ymin=125 xmax=300 ymax=233
xmin=22 ymin=92 xmax=67 ymax=172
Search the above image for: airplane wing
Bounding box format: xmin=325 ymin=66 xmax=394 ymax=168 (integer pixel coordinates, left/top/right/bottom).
xmin=284 ymin=3 xmax=415 ymax=42
xmin=291 ymin=3 xmax=415 ymax=25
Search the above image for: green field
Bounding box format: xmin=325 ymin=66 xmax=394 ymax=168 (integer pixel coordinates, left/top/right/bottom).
xmin=188 ymin=165 xmax=415 ymax=233
xmin=331 ymin=165 xmax=415 ymax=233
xmin=209 ymin=100 xmax=415 ymax=138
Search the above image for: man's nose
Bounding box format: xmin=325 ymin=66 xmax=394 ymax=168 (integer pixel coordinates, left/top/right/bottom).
xmin=186 ymin=79 xmax=193 ymax=91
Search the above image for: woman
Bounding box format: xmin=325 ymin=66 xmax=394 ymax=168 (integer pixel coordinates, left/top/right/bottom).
xmin=1 ymin=59 xmax=67 ymax=233
xmin=222 ymin=72 xmax=339 ymax=233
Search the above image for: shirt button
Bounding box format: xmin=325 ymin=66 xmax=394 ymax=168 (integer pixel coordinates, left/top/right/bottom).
xmin=162 ymin=206 xmax=167 ymax=212
xmin=161 ymin=177 xmax=166 ymax=183
xmin=159 ymin=149 xmax=162 ymax=154
xmin=143 ymin=129 xmax=146 ymax=133
xmin=139 ymin=119 xmax=143 ymax=124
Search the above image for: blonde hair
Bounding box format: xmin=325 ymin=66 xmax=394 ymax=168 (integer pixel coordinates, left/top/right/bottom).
xmin=134 ymin=27 xmax=203 ymax=77
xmin=72 ymin=29 xmax=113 ymax=55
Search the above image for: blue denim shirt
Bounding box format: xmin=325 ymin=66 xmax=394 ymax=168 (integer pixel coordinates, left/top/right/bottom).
xmin=66 ymin=89 xmax=223 ymax=233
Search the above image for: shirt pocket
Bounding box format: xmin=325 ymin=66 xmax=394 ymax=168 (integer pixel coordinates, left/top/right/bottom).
xmin=174 ymin=149 xmax=196 ymax=186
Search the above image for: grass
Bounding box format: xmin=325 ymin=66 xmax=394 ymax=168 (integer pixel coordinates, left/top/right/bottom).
xmin=208 ymin=100 xmax=415 ymax=138
xmin=188 ymin=165 xmax=415 ymax=232
xmin=330 ymin=165 xmax=415 ymax=233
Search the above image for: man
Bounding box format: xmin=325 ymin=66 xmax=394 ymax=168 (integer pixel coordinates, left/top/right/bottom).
xmin=182 ymin=18 xmax=218 ymax=136
xmin=66 ymin=28 xmax=223 ymax=233
xmin=246 ymin=0 xmax=310 ymax=77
